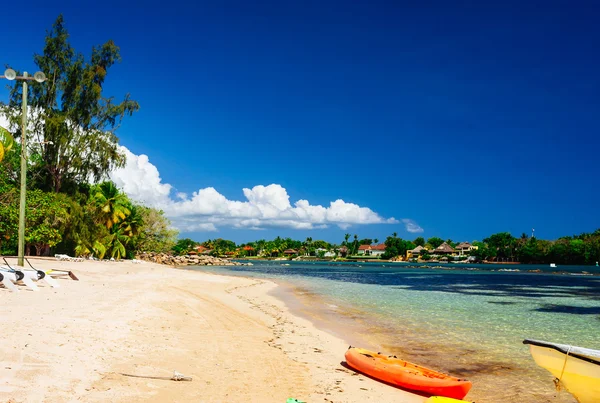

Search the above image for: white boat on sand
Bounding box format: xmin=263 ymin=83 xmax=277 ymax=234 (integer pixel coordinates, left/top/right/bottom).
xmin=523 ymin=339 xmax=600 ymax=403
xmin=2 ymin=258 xmax=60 ymax=288
xmin=0 ymin=270 xmax=18 ymax=291
xmin=0 ymin=267 xmax=39 ymax=291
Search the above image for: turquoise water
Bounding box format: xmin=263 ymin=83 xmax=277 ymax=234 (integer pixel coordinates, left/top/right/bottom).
xmin=190 ymin=261 xmax=599 ymax=402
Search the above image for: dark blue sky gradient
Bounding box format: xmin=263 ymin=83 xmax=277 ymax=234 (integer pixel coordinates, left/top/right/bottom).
xmin=2 ymin=0 xmax=599 ymax=243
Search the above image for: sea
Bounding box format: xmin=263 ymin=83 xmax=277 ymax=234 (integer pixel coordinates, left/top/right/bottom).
xmin=188 ymin=261 xmax=600 ymax=402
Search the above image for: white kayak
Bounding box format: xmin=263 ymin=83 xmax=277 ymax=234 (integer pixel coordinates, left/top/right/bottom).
xmin=0 ymin=263 xmax=60 ymax=288
xmin=0 ymin=271 xmax=18 ymax=292
xmin=524 ymin=339 xmax=600 ymax=403
xmin=0 ymin=267 xmax=39 ymax=291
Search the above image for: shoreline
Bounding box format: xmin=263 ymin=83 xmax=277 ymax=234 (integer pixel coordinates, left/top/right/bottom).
xmin=0 ymin=257 xmax=425 ymax=403
xmin=190 ymin=264 xmax=580 ymax=403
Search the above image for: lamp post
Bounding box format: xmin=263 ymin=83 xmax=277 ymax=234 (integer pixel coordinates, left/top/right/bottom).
xmin=0 ymin=68 xmax=46 ymax=266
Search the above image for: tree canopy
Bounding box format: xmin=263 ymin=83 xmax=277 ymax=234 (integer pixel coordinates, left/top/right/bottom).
xmin=0 ymin=16 xmax=177 ymax=260
xmin=1 ymin=15 xmax=139 ymax=193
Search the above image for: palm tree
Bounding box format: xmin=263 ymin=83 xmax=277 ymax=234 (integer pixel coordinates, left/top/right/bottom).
xmin=120 ymin=204 xmax=143 ymax=238
xmin=344 ymin=233 xmax=350 ymax=245
xmin=0 ymin=126 xmax=14 ymax=163
xmin=374 ymin=238 xmax=379 ymax=244
xmin=92 ymin=182 xmax=131 ymax=229
xmin=104 ymin=227 xmax=129 ymax=260
xmin=392 ymin=232 xmax=398 ymax=238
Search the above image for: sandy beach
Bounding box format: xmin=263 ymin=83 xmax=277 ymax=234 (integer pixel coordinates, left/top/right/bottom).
xmin=0 ymin=258 xmax=427 ymax=403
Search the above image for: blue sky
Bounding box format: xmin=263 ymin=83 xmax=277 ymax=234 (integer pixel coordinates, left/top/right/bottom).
xmin=2 ymin=0 xmax=599 ymax=244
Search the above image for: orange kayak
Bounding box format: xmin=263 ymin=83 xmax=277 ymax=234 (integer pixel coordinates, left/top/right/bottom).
xmin=345 ymin=347 xmax=472 ymax=399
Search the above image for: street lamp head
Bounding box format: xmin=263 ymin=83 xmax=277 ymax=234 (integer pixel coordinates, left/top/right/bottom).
xmin=4 ymin=68 xmax=16 ymax=80
xmin=33 ymin=71 xmax=46 ymax=83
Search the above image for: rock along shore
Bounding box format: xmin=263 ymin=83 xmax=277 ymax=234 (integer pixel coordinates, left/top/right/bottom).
xmin=136 ymin=252 xmax=246 ymax=266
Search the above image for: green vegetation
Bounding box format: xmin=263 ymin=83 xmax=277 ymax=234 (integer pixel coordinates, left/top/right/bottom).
xmin=469 ymin=231 xmax=600 ymax=265
xmin=0 ymin=16 xmax=177 ymax=259
xmin=168 ymin=231 xmax=600 ymax=266
xmin=0 ymin=126 xmax=15 ymax=163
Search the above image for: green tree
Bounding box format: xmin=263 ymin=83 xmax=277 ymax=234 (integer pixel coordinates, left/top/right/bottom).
xmin=484 ymin=232 xmax=516 ymax=261
xmin=92 ymin=181 xmax=131 ymax=229
xmin=1 ymin=15 xmax=139 ymax=193
xmin=135 ymin=206 xmax=178 ymax=253
xmin=427 ymin=237 xmax=444 ymax=248
xmin=172 ymin=238 xmax=198 ymax=255
xmin=413 ymin=237 xmax=425 ymax=247
xmin=24 ymin=190 xmax=71 ymax=255
xmin=382 ymin=236 xmax=414 ymax=259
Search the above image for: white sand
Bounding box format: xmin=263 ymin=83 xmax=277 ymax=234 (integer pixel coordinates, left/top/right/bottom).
xmin=0 ymin=257 xmax=426 ymax=403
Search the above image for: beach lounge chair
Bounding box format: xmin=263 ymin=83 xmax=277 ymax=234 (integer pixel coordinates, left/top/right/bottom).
xmin=27 ymin=258 xmax=78 ymax=281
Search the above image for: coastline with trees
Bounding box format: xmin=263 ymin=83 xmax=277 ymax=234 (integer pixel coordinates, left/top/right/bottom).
xmin=172 ymin=229 xmax=600 ymax=267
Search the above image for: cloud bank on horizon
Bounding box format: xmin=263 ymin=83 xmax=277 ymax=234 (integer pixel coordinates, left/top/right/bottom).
xmin=0 ymin=140 xmax=400 ymax=233
xmin=109 ymin=146 xmax=423 ymax=233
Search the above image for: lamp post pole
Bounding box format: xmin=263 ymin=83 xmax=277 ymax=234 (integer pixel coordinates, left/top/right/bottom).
xmin=17 ymin=72 xmax=29 ymax=266
xmin=0 ymin=68 xmax=46 ymax=267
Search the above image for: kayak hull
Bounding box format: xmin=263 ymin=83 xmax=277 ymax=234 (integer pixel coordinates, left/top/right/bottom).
xmin=345 ymin=348 xmax=472 ymax=399
xmin=524 ymin=339 xmax=600 ymax=403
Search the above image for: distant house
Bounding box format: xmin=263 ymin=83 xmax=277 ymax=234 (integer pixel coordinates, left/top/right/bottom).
xmin=283 ymin=249 xmax=298 ymax=255
xmin=357 ymin=245 xmax=371 ymax=255
xmin=315 ymin=248 xmax=336 ymax=258
xmin=406 ymin=245 xmax=425 ymax=260
xmin=338 ymin=246 xmax=348 ymax=257
xmin=357 ymin=244 xmax=386 ymax=257
xmin=455 ymin=242 xmax=478 ymax=256
xmin=194 ymin=245 xmax=212 ymax=255
xmin=431 ymin=242 xmax=456 ymax=256
xmin=242 ymin=245 xmax=256 ymax=256
xmin=371 ymin=244 xmax=386 ymax=257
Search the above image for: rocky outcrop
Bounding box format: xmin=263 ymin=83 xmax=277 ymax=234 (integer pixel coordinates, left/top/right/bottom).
xmin=136 ymin=252 xmax=245 ymax=267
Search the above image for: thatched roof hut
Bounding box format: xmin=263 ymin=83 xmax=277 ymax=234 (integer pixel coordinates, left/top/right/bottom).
xmin=432 ymin=242 xmax=455 ymax=254
xmin=410 ymin=245 xmax=425 ymax=254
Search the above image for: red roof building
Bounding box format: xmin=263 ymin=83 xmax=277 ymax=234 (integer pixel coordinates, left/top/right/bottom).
xmin=357 ymin=244 xmax=386 ymax=256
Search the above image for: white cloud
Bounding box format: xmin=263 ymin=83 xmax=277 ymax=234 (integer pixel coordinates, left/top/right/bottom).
xmin=402 ymin=219 xmax=424 ymax=233
xmin=107 ymin=146 xmax=420 ymax=233
xmin=110 ymin=146 xmax=172 ymax=208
